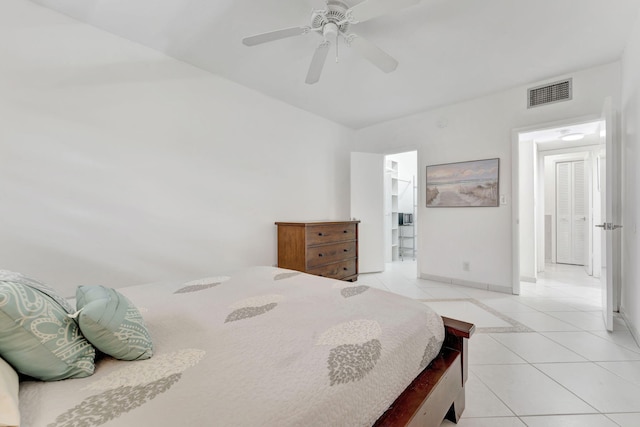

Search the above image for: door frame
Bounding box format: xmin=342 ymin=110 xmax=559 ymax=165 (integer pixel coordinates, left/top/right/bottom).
xmin=511 ymin=114 xmax=600 ymax=294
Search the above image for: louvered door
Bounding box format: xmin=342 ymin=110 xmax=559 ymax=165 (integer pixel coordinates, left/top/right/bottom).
xmin=571 ymin=161 xmax=586 ymax=265
xmin=556 ymin=160 xmax=586 ymax=265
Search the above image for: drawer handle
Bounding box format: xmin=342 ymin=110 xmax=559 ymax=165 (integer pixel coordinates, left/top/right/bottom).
xmin=343 ymin=249 xmax=348 ymax=252
xmin=318 ymin=232 xmax=324 ymax=236
xmin=318 ymin=253 xmax=324 ymax=257
xmin=343 ymin=230 xmax=348 ymax=233
xmin=343 ymin=267 xmax=348 ymax=271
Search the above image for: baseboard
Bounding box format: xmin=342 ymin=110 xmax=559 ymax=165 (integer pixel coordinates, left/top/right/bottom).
xmin=487 ymin=284 xmax=513 ymax=294
xmin=520 ymin=276 xmax=537 ymax=283
xmin=452 ymin=278 xmax=488 ymax=290
xmin=420 ymin=273 xmax=454 ymax=284
xmin=620 ymin=306 xmax=640 ymax=348
xmin=419 ymin=273 xmax=513 ymax=295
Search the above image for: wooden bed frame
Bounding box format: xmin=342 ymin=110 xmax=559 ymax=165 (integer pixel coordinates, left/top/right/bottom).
xmin=375 ymin=316 xmax=475 ymax=427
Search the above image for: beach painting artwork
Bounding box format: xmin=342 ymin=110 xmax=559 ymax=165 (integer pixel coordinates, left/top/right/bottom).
xmin=426 ymin=158 xmax=499 ymax=207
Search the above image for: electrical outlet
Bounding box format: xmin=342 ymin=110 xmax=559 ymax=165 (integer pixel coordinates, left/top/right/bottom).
xmin=462 ymin=261 xmax=470 ymax=271
xmin=500 ymin=194 xmax=507 ymax=205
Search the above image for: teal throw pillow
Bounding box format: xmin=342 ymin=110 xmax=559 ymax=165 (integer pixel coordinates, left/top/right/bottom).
xmin=76 ymin=285 xmax=153 ymax=361
xmin=0 ymin=271 xmax=96 ymax=381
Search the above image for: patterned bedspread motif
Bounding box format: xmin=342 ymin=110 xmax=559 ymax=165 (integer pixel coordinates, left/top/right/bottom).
xmin=19 ymin=267 xmax=444 ymax=427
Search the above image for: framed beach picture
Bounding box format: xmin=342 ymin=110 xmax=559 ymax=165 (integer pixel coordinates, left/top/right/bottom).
xmin=426 ymin=158 xmax=500 ymax=207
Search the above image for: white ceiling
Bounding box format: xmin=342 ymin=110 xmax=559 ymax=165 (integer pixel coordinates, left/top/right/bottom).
xmin=30 ymin=0 xmax=640 ymax=129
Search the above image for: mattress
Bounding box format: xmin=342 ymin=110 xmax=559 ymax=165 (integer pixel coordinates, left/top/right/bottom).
xmin=19 ymin=267 xmax=444 ymax=427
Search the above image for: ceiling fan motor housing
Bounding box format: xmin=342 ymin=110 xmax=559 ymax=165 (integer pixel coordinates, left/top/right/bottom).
xmin=311 ymin=1 xmax=350 ymax=34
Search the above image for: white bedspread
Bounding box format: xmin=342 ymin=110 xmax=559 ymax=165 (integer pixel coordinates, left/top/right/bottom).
xmin=19 ymin=267 xmax=444 ymax=427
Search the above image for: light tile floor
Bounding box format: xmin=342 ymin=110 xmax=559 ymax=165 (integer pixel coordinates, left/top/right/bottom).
xmin=357 ymin=261 xmax=640 ymax=427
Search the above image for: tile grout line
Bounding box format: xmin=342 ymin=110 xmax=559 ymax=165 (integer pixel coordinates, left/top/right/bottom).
xmin=463 ymin=369 xmax=519 ymax=420
xmin=529 ymin=361 xmax=634 ymax=417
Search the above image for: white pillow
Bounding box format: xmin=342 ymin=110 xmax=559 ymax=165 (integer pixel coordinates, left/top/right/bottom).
xmin=0 ymin=357 xmax=19 ymax=427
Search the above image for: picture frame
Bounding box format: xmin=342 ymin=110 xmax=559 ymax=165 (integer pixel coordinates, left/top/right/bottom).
xmin=426 ymin=158 xmax=500 ymax=207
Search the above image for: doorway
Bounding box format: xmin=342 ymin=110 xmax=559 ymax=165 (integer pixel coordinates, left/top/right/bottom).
xmin=513 ymin=102 xmax=620 ymax=331
xmin=384 ymin=151 xmax=418 ymax=263
xmin=350 ymin=149 xmax=418 ymax=274
xmin=513 ymin=112 xmax=621 ymax=330
xmin=517 ymin=119 xmax=602 ymax=284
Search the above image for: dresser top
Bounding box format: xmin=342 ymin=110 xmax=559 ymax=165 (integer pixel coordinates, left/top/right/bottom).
xmin=275 ymin=220 xmax=360 ymax=226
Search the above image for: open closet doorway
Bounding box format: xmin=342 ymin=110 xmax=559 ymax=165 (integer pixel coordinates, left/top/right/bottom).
xmin=350 ymin=149 xmax=418 ymax=275
xmin=384 ymin=151 xmax=418 ymax=264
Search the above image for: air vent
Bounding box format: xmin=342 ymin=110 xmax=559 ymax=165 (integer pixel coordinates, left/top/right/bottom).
xmin=527 ymin=78 xmax=572 ymax=108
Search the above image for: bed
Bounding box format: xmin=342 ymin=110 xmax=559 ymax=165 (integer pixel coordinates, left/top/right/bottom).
xmin=8 ymin=267 xmax=473 ymax=427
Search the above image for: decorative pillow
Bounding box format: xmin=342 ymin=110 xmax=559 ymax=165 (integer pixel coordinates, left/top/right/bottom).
xmin=0 ymin=272 xmax=95 ymax=381
xmin=0 ymin=270 xmax=75 ymax=314
xmin=75 ymin=285 xmax=153 ymax=361
xmin=0 ymin=357 xmax=19 ymax=427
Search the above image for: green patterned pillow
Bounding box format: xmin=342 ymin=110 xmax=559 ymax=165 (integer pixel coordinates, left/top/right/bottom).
xmin=76 ymin=285 xmax=153 ymax=361
xmin=0 ymin=272 xmax=96 ymax=381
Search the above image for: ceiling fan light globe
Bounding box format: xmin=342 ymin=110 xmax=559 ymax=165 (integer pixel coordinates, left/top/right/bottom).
xmin=323 ymin=22 xmax=339 ymax=40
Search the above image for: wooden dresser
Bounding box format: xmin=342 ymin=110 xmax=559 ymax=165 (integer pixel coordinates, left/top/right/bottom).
xmin=275 ymin=220 xmax=359 ymax=281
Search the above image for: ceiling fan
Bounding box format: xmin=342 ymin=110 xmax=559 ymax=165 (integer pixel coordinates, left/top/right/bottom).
xmin=242 ymin=0 xmax=422 ymax=84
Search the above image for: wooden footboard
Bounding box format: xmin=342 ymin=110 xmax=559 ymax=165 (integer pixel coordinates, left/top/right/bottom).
xmin=374 ymin=316 xmax=475 ymax=427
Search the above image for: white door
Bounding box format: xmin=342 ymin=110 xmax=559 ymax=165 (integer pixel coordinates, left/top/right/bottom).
xmin=350 ymin=152 xmax=385 ymax=273
xmin=597 ymin=97 xmax=621 ymax=331
xmin=556 ymin=161 xmax=586 ymax=265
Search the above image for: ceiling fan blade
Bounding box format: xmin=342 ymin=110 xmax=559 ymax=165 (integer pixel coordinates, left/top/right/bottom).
xmin=348 ymin=35 xmax=398 ymax=73
xmin=305 ymin=41 xmax=331 ymax=84
xmin=242 ymin=26 xmax=308 ymax=46
xmin=347 ymin=0 xmax=421 ymax=23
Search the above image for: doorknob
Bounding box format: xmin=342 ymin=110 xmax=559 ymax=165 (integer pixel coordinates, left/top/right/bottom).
xmin=596 ymin=222 xmax=624 ymax=230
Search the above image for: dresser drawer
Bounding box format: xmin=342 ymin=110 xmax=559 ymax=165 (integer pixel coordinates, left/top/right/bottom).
xmin=306 ymin=241 xmax=356 ymax=268
xmin=306 ymin=223 xmax=357 ymax=246
xmin=308 ymin=259 xmax=357 ymax=280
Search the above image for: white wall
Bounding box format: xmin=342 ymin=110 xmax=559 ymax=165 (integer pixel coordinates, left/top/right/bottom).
xmin=621 ymin=9 xmax=640 ymax=343
xmin=0 ymin=1 xmax=354 ymax=297
xmin=354 ymin=62 xmax=621 ymax=292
